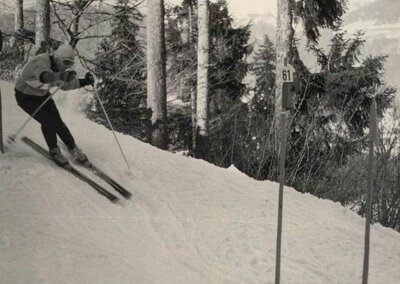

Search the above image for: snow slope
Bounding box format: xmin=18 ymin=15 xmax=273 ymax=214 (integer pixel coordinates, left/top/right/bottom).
xmin=0 ymin=80 xmax=399 ymax=283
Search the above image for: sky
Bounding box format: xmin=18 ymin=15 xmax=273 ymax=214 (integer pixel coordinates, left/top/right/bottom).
xmin=10 ymin=0 xmax=377 ymax=19
xmin=166 ymin=0 xmax=276 ymax=17
xmin=168 ymin=0 xmax=377 ymax=19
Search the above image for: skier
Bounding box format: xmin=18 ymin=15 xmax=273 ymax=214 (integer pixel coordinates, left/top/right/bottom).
xmin=14 ymin=43 xmax=95 ymax=166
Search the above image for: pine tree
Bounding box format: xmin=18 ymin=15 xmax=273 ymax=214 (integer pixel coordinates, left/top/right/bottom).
xmin=92 ymin=0 xmax=147 ymax=140
xmin=165 ymin=0 xmax=197 ymax=150
xmin=165 ymin=0 xmax=197 ymax=101
xmin=208 ymin=0 xmax=251 ymax=103
xmin=206 ymin=0 xmax=252 ymax=165
xmin=228 ymin=35 xmax=278 ymax=180
xmin=293 ymin=0 xmax=347 ymax=43
xmin=251 ymin=35 xmax=276 ymax=118
xmin=164 ymin=0 xmax=252 ymax=161
xmin=285 ymin=31 xmax=395 ymax=194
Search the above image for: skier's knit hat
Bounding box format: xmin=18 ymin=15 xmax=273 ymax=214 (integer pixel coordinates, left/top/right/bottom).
xmin=54 ymin=44 xmax=75 ymax=66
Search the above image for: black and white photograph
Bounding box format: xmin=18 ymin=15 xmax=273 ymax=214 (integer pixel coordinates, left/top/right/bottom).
xmin=0 ymin=0 xmax=399 ymax=283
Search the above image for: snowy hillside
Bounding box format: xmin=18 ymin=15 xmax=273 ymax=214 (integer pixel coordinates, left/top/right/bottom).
xmin=1 ymin=80 xmax=400 ymax=283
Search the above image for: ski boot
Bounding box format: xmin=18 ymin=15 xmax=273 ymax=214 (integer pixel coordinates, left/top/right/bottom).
xmin=70 ymin=146 xmax=88 ymax=164
xmin=49 ymin=147 xmax=68 ymax=167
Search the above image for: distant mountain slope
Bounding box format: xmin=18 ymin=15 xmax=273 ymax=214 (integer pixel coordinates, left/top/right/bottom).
xmin=235 ymin=0 xmax=400 ymax=102
xmin=345 ymin=0 xmax=400 ymax=25
xmin=343 ymin=0 xmax=400 ymax=102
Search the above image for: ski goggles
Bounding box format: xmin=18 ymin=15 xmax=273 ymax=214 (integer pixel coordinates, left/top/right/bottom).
xmin=63 ymin=59 xmax=74 ymax=68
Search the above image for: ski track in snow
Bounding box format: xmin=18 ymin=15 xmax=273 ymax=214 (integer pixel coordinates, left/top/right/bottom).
xmin=1 ymin=81 xmax=400 ymax=283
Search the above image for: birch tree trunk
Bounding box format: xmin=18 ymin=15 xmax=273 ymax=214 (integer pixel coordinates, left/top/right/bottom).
xmin=188 ymin=2 xmax=197 ymax=151
xmin=15 ymin=0 xmax=24 ymax=57
xmin=195 ymin=0 xmax=209 ymax=158
xmin=15 ymin=0 xmax=24 ymax=33
xmin=35 ymin=0 xmax=50 ymax=54
xmin=146 ymin=0 xmax=168 ymax=149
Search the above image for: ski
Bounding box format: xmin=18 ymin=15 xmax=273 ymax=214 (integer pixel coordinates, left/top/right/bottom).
xmin=80 ymin=161 xmax=132 ymax=199
xmin=21 ymin=137 xmax=119 ymax=203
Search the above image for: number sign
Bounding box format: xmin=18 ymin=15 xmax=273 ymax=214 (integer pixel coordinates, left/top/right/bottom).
xmin=281 ymin=64 xmax=295 ymax=83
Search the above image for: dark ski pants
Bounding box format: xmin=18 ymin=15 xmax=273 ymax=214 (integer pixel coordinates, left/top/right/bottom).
xmin=15 ymin=89 xmax=76 ymax=150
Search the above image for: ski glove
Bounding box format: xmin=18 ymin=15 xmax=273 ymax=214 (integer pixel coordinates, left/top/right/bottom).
xmin=79 ymin=72 xmax=95 ymax=87
xmin=58 ymin=70 xmax=77 ymax=82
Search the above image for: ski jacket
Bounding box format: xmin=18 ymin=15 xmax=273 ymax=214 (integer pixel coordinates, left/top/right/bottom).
xmin=15 ymin=54 xmax=81 ymax=97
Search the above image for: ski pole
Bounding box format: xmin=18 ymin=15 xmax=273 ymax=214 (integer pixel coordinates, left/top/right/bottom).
xmin=8 ymin=86 xmax=61 ymax=143
xmin=92 ymin=83 xmax=130 ymax=169
xmin=77 ymin=56 xmax=130 ymax=169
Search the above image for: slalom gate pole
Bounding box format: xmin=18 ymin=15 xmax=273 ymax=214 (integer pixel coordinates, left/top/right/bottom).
xmin=8 ymin=86 xmax=61 ymax=143
xmin=93 ymin=86 xmax=130 ymax=169
xmin=275 ymin=111 xmax=288 ymax=284
xmin=0 ymin=88 xmax=4 ymax=153
xmin=362 ymin=97 xmax=378 ymax=284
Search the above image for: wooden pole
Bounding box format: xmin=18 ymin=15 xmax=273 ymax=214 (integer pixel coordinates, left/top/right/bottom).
xmin=0 ymin=88 xmax=4 ymax=153
xmin=362 ymin=97 xmax=377 ymax=284
xmin=275 ymin=111 xmax=287 ymax=284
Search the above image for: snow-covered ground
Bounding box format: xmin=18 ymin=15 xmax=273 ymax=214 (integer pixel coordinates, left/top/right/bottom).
xmin=0 ymin=80 xmax=399 ymax=283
